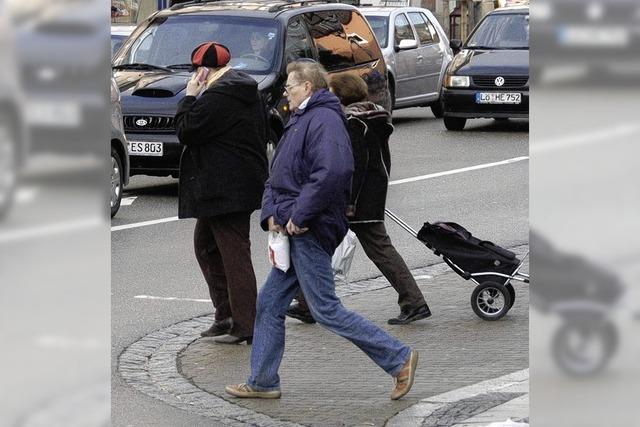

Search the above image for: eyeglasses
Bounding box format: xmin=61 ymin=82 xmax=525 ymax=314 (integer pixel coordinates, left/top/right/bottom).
xmin=284 ymin=82 xmax=303 ymax=93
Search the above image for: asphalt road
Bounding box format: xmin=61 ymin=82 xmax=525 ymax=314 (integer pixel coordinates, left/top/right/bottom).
xmin=110 ymin=108 xmax=529 ymax=426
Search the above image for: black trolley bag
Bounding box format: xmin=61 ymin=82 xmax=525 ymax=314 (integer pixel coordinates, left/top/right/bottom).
xmin=384 ymin=210 xmax=529 ymax=321
xmin=417 ymin=222 xmax=520 ymax=282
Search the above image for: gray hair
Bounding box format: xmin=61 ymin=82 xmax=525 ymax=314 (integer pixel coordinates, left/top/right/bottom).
xmin=286 ymin=60 xmax=329 ymax=91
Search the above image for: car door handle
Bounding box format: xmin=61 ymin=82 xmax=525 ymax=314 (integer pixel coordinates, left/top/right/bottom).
xmin=416 ymin=55 xmax=423 ymax=61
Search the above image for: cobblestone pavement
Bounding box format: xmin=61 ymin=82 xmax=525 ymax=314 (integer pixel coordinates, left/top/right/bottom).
xmin=118 ymin=246 xmax=529 ymax=426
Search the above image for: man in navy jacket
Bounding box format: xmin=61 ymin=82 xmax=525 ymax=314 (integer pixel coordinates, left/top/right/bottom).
xmin=226 ymin=61 xmax=418 ymax=401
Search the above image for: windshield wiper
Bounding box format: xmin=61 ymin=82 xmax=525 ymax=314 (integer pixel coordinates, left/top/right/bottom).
xmin=166 ymin=64 xmax=193 ymax=70
xmin=466 ymin=45 xmax=495 ymax=50
xmin=112 ymin=63 xmax=173 ymax=72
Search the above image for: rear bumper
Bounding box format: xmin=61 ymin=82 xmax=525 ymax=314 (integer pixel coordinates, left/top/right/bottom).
xmin=442 ymin=88 xmax=529 ymax=119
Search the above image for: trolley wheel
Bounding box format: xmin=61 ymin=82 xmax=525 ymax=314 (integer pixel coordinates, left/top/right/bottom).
xmin=552 ymin=319 xmax=618 ymax=376
xmin=471 ymin=281 xmax=512 ymax=321
xmin=506 ymin=283 xmax=516 ymax=309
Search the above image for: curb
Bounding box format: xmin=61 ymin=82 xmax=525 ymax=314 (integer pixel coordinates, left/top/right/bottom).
xmin=118 ymin=244 xmax=529 ymax=425
xmin=386 ymin=369 xmax=529 ymax=427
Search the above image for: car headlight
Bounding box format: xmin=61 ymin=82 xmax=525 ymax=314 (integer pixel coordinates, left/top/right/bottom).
xmin=444 ymin=75 xmax=470 ymax=88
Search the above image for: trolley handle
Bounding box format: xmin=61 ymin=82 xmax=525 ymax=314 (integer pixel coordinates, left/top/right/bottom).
xmin=384 ymin=208 xmax=418 ymax=238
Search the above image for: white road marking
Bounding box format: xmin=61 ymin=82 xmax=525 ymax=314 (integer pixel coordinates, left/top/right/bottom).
xmin=134 ymin=294 xmax=210 ymax=303
xmin=113 ymin=156 xmax=529 ymax=232
xmin=35 ymin=335 xmax=104 ymax=349
xmin=121 ymin=196 xmax=137 ymax=206
xmin=531 ymin=123 xmax=640 ymax=154
xmin=111 ymin=216 xmax=179 ymax=232
xmin=413 ymin=274 xmax=433 ymax=280
xmin=16 ymin=186 xmax=39 ymax=204
xmin=0 ymin=217 xmax=105 ymax=244
xmin=389 ymin=156 xmax=529 ymax=186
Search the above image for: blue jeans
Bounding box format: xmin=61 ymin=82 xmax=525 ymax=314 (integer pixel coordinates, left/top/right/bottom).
xmin=247 ymin=232 xmax=411 ymax=391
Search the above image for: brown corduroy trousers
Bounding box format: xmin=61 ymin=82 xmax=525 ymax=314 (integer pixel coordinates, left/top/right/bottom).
xmin=194 ymin=212 xmax=257 ymax=338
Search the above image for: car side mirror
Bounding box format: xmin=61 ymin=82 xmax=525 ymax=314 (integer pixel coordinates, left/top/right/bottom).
xmin=395 ymin=39 xmax=418 ymax=52
xmin=450 ymin=39 xmax=463 ymax=54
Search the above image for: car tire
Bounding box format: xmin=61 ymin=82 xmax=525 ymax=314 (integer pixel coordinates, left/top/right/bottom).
xmin=430 ymin=102 xmax=444 ymax=118
xmin=0 ymin=120 xmax=17 ymax=221
xmin=444 ymin=116 xmax=466 ymax=131
xmin=111 ymin=146 xmax=124 ymax=218
xmin=388 ymin=81 xmax=396 ymax=113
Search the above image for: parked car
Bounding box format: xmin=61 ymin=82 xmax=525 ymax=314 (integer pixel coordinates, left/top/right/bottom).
xmin=360 ymin=6 xmax=452 ymax=115
xmin=531 ymin=0 xmax=640 ymax=85
xmin=111 ymin=77 xmax=129 ymax=217
xmin=112 ymin=0 xmax=390 ymax=178
xmin=15 ymin=0 xmax=105 ymax=155
xmin=111 ymin=25 xmax=136 ymax=58
xmin=0 ymin=1 xmax=28 ymax=221
xmin=441 ymin=6 xmax=529 ymax=130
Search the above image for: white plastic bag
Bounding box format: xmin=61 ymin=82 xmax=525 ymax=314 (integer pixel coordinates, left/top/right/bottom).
xmin=268 ymin=231 xmax=290 ymax=272
xmin=331 ymin=230 xmax=358 ymax=285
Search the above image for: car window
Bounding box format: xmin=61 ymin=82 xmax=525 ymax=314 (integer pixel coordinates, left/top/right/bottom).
xmin=345 ymin=11 xmax=380 ymax=65
xmin=467 ymin=13 xmax=529 ymax=49
xmin=422 ymin=13 xmax=440 ymax=44
xmin=112 ymin=36 xmax=125 ymax=57
xmin=305 ymin=10 xmax=356 ymax=71
xmin=115 ymin=15 xmax=280 ymax=74
xmin=284 ymin=17 xmax=315 ymax=63
xmin=364 ymin=15 xmax=388 ymax=49
xmin=394 ymin=14 xmax=415 ymax=46
xmin=408 ymin=12 xmax=433 ymax=45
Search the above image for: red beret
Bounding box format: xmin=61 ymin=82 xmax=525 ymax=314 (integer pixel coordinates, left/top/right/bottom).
xmin=191 ymin=42 xmax=231 ymax=68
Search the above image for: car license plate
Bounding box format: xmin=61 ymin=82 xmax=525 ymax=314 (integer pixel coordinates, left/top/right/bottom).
xmin=475 ymin=93 xmax=521 ymax=104
xmin=558 ymin=26 xmax=630 ymax=48
xmin=25 ymin=101 xmax=81 ymax=127
xmin=128 ymin=141 xmax=163 ymax=156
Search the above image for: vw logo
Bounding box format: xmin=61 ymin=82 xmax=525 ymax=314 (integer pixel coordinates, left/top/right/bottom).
xmin=136 ymin=118 xmax=148 ymax=127
xmin=495 ymin=76 xmax=505 ymax=87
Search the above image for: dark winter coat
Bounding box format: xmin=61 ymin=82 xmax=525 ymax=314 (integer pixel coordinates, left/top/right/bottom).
xmin=175 ymin=69 xmax=268 ymax=219
xmin=344 ymin=102 xmax=394 ymax=223
xmin=260 ymin=89 xmax=354 ymax=255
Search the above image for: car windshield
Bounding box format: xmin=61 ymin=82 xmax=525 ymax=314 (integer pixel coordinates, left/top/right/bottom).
xmin=114 ymin=15 xmax=280 ymax=74
xmin=466 ymin=13 xmax=529 ymax=49
xmin=364 ymin=15 xmax=389 ymax=48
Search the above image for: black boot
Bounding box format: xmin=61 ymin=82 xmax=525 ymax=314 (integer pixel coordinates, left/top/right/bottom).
xmin=388 ymin=304 xmax=432 ymax=325
xmin=286 ymin=302 xmax=316 ymax=324
xmin=200 ymin=318 xmax=232 ymax=337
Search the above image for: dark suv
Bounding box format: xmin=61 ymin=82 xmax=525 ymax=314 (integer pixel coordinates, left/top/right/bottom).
xmin=112 ymin=0 xmax=390 ymax=178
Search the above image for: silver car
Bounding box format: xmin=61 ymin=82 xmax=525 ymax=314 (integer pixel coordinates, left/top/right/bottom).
xmin=361 ymin=7 xmax=452 ymax=116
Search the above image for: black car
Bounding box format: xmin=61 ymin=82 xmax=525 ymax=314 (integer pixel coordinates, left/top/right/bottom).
xmin=112 ymin=0 xmax=390 ymax=178
xmin=111 ymin=77 xmax=130 ymax=218
xmin=441 ymin=6 xmax=529 ymax=131
xmin=16 ymin=1 xmax=106 ymax=155
xmin=531 ymin=0 xmax=640 ymax=85
xmin=0 ymin=3 xmax=28 ymax=221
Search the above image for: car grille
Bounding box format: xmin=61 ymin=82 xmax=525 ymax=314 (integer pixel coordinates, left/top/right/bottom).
xmin=472 ymin=76 xmax=529 ymax=88
xmin=21 ymin=64 xmax=98 ymax=93
xmin=124 ymin=116 xmax=175 ymax=133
